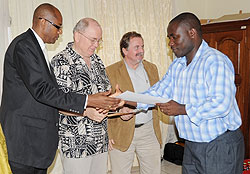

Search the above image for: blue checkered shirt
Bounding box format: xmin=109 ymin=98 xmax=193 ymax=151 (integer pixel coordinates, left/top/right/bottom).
xmin=138 ymin=40 xmax=242 ymax=142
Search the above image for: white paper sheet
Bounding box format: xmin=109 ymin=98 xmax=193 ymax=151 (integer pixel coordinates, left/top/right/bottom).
xmin=115 ymin=91 xmax=170 ymax=105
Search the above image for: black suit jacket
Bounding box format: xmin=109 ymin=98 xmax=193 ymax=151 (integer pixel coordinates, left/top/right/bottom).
xmin=0 ymin=29 xmax=86 ymax=168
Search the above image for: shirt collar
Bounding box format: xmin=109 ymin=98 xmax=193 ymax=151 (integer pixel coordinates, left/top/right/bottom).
xmin=191 ymin=40 xmax=207 ymax=63
xmin=124 ymin=59 xmax=143 ymax=71
xmin=66 ymin=42 xmax=97 ymax=63
xmin=178 ymin=40 xmax=208 ymax=66
xmin=31 ymin=28 xmax=46 ymax=50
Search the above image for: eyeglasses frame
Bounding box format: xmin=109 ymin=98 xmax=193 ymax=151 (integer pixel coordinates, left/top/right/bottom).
xmin=78 ymin=32 xmax=103 ymax=45
xmin=38 ymin=17 xmax=62 ymax=30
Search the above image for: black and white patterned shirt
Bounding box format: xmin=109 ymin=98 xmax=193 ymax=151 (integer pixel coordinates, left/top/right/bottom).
xmin=51 ymin=42 xmax=110 ymax=158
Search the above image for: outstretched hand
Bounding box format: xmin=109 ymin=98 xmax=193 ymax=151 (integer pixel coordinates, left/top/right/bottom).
xmin=87 ymin=89 xmax=121 ymax=110
xmin=109 ymin=84 xmax=125 ymax=108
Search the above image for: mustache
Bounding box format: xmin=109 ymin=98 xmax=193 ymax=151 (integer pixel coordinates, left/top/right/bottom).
xmin=136 ymin=52 xmax=144 ymax=56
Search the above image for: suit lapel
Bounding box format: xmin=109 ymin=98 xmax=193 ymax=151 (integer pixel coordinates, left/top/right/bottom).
xmin=27 ymin=29 xmax=58 ymax=86
xmin=118 ymin=61 xmax=134 ymax=92
xmin=143 ymin=60 xmax=157 ymax=86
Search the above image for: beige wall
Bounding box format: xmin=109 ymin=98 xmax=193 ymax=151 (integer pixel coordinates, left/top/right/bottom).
xmin=173 ymin=0 xmax=250 ymax=19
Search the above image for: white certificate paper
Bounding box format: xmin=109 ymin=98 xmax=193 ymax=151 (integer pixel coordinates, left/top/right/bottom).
xmin=115 ymin=91 xmax=170 ymax=105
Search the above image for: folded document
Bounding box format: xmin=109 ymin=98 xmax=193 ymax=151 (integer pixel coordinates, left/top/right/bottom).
xmin=115 ymin=91 xmax=170 ymax=105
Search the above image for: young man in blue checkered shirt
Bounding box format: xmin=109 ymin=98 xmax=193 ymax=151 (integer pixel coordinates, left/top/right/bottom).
xmin=138 ymin=12 xmax=244 ymax=174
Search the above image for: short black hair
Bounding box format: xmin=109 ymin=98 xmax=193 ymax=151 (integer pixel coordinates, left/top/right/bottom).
xmin=170 ymin=12 xmax=202 ymax=37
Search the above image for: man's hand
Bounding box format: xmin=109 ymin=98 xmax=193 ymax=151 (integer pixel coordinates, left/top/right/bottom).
xmin=87 ymin=89 xmax=121 ymax=110
xmin=109 ymin=84 xmax=125 ymax=108
xmin=156 ymin=100 xmax=186 ymax=116
xmin=108 ymin=139 xmax=115 ymax=151
xmin=83 ymin=107 xmax=107 ymax=122
xmin=119 ymin=107 xmax=135 ymax=120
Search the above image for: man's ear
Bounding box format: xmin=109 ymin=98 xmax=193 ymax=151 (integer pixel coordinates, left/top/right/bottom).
xmin=189 ymin=28 xmax=196 ymax=38
xmin=74 ymin=32 xmax=81 ymax=43
xmin=122 ymin=48 xmax=128 ymax=57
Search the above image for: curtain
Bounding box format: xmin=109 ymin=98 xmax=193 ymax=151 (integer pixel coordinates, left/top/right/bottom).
xmin=0 ymin=1 xmax=12 ymax=173
xmin=0 ymin=0 xmax=11 ymax=101
xmin=8 ymin=0 xmax=173 ymax=77
xmin=92 ymin=0 xmax=173 ymax=76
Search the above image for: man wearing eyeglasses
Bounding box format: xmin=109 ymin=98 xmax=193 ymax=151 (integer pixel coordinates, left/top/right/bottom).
xmin=50 ymin=18 xmax=109 ymax=174
xmin=0 ymin=3 xmax=121 ymax=174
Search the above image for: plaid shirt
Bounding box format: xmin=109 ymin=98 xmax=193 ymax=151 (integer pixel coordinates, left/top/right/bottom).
xmin=138 ymin=40 xmax=242 ymax=142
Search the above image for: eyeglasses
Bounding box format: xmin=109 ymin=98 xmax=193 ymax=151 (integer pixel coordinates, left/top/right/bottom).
xmin=78 ymin=32 xmax=103 ymax=45
xmin=39 ymin=17 xmax=62 ymax=30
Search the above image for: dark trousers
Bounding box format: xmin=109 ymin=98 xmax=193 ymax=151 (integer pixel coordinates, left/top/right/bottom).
xmin=182 ymin=128 xmax=245 ymax=174
xmin=9 ymin=161 xmax=47 ymax=174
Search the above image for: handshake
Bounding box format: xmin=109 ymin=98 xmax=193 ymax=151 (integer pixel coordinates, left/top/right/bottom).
xmin=87 ymin=84 xmax=125 ymax=111
xmin=59 ymin=85 xmax=135 ymax=122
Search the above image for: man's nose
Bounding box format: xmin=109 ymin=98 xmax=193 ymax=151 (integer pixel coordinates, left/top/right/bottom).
xmin=168 ymin=38 xmax=174 ymax=47
xmin=58 ymin=28 xmax=63 ymax=35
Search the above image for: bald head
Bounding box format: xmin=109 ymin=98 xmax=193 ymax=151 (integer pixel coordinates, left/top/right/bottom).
xmin=32 ymin=3 xmax=62 ymax=28
xmin=73 ymin=18 xmax=101 ymax=34
xmin=31 ymin=3 xmax=63 ymax=44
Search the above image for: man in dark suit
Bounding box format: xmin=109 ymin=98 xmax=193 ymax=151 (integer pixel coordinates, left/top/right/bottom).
xmin=0 ymin=3 xmax=120 ymax=174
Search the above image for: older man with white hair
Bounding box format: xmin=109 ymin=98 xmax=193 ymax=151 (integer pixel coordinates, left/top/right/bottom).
xmin=51 ymin=18 xmax=110 ymax=174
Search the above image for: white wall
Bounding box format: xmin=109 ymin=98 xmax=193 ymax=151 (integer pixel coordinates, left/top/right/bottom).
xmin=173 ymin=0 xmax=250 ymax=19
xmin=0 ymin=0 xmax=10 ymax=102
